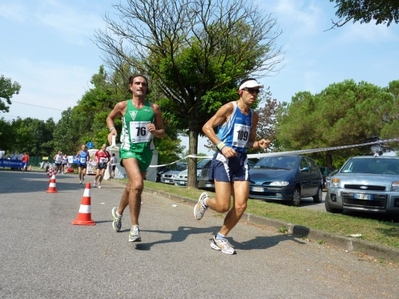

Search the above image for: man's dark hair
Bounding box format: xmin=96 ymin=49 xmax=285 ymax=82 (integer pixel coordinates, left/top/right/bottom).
xmin=128 ymin=74 xmax=151 ymax=95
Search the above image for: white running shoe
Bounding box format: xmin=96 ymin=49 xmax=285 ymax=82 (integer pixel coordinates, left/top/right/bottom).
xmin=210 ymin=236 xmax=236 ymax=255
xmin=128 ymin=225 xmax=141 ymax=242
xmin=111 ymin=207 xmax=122 ymax=232
xmin=194 ymin=192 xmax=209 ymax=220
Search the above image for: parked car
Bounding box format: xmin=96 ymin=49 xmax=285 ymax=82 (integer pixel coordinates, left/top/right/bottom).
xmin=319 ymin=166 xmax=336 ymax=189
xmin=159 ymin=162 xmax=187 ymax=185
xmin=248 ymin=155 xmax=323 ymax=206
xmin=174 ymin=158 xmax=211 ymax=187
xmin=156 ymin=163 xmax=186 ymax=182
xmin=324 ymin=169 xmax=339 ymax=189
xmin=325 ymin=156 xmax=399 ymax=216
xmin=197 ymin=158 xmax=258 ymax=191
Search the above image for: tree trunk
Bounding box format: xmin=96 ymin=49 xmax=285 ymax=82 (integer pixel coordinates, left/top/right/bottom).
xmin=326 ymin=152 xmax=333 ymax=168
xmin=186 ymin=130 xmax=199 ymax=189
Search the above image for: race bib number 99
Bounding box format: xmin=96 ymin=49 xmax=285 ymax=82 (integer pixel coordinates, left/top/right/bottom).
xmin=129 ymin=121 xmax=152 ymax=143
xmin=233 ymin=123 xmax=250 ymax=149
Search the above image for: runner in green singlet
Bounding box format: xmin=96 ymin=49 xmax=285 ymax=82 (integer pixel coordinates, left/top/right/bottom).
xmin=106 ymin=74 xmax=165 ymax=242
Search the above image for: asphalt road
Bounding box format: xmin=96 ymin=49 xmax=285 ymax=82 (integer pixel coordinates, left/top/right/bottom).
xmin=1 ymin=170 xmax=398 ymax=299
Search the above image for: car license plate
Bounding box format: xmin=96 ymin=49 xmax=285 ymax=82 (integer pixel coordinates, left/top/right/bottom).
xmin=252 ymin=186 xmax=264 ymax=192
xmin=164 ymin=180 xmax=170 ymax=183
xmin=354 ymin=193 xmax=373 ymax=200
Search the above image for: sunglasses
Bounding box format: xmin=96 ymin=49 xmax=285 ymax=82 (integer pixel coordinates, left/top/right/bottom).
xmin=243 ymin=88 xmax=260 ymax=94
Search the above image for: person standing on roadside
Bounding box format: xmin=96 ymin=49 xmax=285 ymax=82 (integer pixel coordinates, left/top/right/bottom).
xmin=21 ymin=152 xmax=30 ymax=172
xmin=93 ymin=144 xmax=111 ymax=188
xmin=107 ymin=74 xmax=165 ymax=243
xmin=75 ymin=145 xmax=89 ymax=184
xmin=194 ymin=78 xmax=271 ymax=255
xmin=110 ymin=153 xmax=117 ymax=178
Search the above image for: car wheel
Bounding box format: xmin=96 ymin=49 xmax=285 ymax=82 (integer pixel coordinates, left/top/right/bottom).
xmin=291 ymin=188 xmax=301 ymax=207
xmin=325 ymin=197 xmax=343 ymax=213
xmin=313 ymin=186 xmax=322 ymax=203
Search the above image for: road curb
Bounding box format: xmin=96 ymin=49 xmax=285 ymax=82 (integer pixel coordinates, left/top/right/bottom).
xmin=142 ymin=187 xmax=399 ymax=263
xmin=244 ymin=213 xmax=399 ymax=262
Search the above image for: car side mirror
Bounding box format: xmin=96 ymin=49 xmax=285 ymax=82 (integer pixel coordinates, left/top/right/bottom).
xmin=300 ymin=167 xmax=309 ymax=172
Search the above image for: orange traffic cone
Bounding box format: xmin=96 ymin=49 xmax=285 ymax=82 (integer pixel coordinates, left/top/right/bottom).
xmin=72 ymin=183 xmax=96 ymax=226
xmin=46 ymin=174 xmax=57 ymax=193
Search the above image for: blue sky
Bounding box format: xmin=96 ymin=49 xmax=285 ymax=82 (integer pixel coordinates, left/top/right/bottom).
xmin=1 ymin=0 xmax=398 ymax=151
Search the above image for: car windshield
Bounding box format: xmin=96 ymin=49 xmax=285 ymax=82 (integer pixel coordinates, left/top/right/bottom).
xmin=197 ymin=159 xmax=210 ymax=169
xmin=168 ymin=162 xmax=187 ymax=171
xmin=341 ymin=158 xmax=399 ymax=174
xmin=253 ymin=156 xmax=297 ymax=170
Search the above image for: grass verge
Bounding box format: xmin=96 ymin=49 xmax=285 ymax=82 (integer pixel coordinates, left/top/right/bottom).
xmin=140 ymin=181 xmax=399 ymax=250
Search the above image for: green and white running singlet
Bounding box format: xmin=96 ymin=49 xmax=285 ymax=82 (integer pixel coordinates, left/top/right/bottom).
xmin=119 ymin=99 xmax=155 ymax=172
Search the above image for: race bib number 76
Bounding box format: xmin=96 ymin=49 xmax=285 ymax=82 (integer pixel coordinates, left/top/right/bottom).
xmin=129 ymin=121 xmax=152 ymax=143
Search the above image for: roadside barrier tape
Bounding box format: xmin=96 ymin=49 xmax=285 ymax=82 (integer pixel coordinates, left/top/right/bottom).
xmin=148 ymin=137 xmax=399 ymax=168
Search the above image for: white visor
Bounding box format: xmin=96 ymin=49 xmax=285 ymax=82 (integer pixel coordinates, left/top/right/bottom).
xmin=239 ymin=80 xmax=264 ymax=90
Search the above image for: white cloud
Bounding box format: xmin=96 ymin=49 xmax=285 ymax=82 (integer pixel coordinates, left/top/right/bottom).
xmin=338 ymin=22 xmax=398 ymax=44
xmin=272 ymin=0 xmax=324 ymax=37
xmin=33 ymin=0 xmax=105 ymax=44
xmin=0 ymin=2 xmax=27 ymax=21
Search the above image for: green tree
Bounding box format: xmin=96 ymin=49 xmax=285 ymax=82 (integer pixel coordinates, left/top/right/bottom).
xmin=254 ymin=89 xmax=281 ymax=150
xmin=329 ymin=0 xmax=399 ymax=28
xmin=275 ymin=80 xmax=394 ymax=168
xmin=0 ymin=118 xmax=13 ymax=152
xmin=9 ymin=117 xmax=55 ymax=157
xmin=52 ymin=108 xmax=78 ymax=155
xmin=376 ymin=80 xmax=399 ymax=142
xmin=0 ymin=75 xmax=21 ymax=112
xmin=95 ymin=0 xmax=283 ymax=187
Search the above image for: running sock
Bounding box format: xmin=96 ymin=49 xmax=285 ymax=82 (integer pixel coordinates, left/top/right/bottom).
xmin=216 ymin=233 xmax=225 ymax=240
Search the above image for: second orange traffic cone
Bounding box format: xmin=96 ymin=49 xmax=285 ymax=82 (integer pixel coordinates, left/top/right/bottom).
xmin=72 ymin=183 xmax=96 ymax=226
xmin=46 ymin=174 xmax=57 ymax=193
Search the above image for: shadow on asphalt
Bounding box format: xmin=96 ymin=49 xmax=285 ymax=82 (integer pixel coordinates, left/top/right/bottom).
xmin=133 ymin=225 xmax=305 ymax=251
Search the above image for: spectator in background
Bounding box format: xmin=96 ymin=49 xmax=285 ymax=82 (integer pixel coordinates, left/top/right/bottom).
xmin=21 ymin=152 xmax=30 ymax=172
xmin=110 ymin=153 xmax=117 ymax=178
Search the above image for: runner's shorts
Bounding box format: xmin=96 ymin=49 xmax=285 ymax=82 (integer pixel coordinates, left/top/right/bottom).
xmin=209 ymin=151 xmax=250 ymax=183
xmin=97 ymin=162 xmax=108 ymax=170
xmin=120 ymin=148 xmax=153 ymax=173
